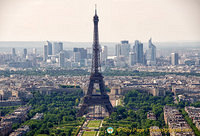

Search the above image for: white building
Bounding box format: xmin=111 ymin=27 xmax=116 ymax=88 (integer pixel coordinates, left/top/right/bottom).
xmin=129 ymin=52 xmax=136 ymax=66
xmin=115 ymin=41 xmax=130 ymax=57
xmin=101 ymin=45 xmax=108 ymax=63
xmin=171 ymin=53 xmax=179 ymax=65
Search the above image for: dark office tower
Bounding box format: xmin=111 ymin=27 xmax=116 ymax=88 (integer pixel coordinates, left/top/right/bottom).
xmin=79 ymin=48 xmax=87 ymax=59
xmin=77 ymin=7 xmax=113 ymax=117
xmin=120 ymin=41 xmax=130 ymax=57
xmin=171 ymin=53 xmax=179 ymax=65
xmin=133 ymin=40 xmax=144 ymax=64
xmin=59 ymin=52 xmax=65 ymax=67
xmin=46 ymin=41 xmax=52 ymax=55
xmin=53 ymin=42 xmax=57 ymax=55
xmin=43 ymin=45 xmax=48 ymax=62
xmin=147 ymin=38 xmax=156 ymax=66
xmin=23 ymin=48 xmax=27 ymax=58
xmin=73 ymin=48 xmax=79 ymax=52
xmin=121 ymin=40 xmax=129 ymax=44
xmin=12 ymin=48 xmax=16 ymax=56
xmin=58 ymin=42 xmax=63 ymax=52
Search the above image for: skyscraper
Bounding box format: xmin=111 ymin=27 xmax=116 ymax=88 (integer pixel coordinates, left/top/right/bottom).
xmin=147 ymin=38 xmax=156 ymax=65
xmin=46 ymin=41 xmax=52 ymax=55
xmin=133 ymin=40 xmax=144 ymax=64
xmin=74 ymin=52 xmax=81 ymax=62
xmin=33 ymin=48 xmax=37 ymax=55
xmin=129 ymin=52 xmax=136 ymax=66
xmin=73 ymin=48 xmax=79 ymax=52
xmin=53 ymin=42 xmax=63 ymax=55
xmin=23 ymin=48 xmax=27 ymax=58
xmin=115 ymin=44 xmax=121 ymax=57
xmin=120 ymin=40 xmax=130 ymax=57
xmin=115 ymin=41 xmax=130 ymax=57
xmin=171 ymin=53 xmax=179 ymax=65
xmin=43 ymin=45 xmax=48 ymax=62
xmin=59 ymin=52 xmax=65 ymax=67
xmin=12 ymin=48 xmax=16 ymax=57
xmin=86 ymin=48 xmax=92 ymax=59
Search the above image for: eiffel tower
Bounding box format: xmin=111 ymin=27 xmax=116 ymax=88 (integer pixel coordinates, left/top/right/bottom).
xmin=77 ymin=6 xmax=113 ymax=117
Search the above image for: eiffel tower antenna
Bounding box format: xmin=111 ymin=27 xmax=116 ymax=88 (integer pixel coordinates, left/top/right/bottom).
xmin=95 ymin=4 xmax=97 ymax=15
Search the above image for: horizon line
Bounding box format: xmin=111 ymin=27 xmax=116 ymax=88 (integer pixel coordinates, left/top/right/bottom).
xmin=0 ymin=40 xmax=200 ymax=43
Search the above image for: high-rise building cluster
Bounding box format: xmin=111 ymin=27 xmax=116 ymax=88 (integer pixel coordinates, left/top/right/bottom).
xmin=115 ymin=38 xmax=157 ymax=67
xmin=43 ymin=41 xmax=65 ymax=67
xmin=0 ymin=47 xmax=38 ymax=68
xmin=43 ymin=41 xmax=63 ymax=62
xmin=0 ymin=39 xmax=199 ymax=70
xmin=42 ymin=41 xmax=108 ymax=68
xmin=39 ymin=38 xmax=200 ymax=69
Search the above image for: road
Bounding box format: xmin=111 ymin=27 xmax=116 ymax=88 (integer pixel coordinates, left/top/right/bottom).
xmin=96 ymin=120 xmax=103 ymax=136
xmin=77 ymin=119 xmax=89 ymax=136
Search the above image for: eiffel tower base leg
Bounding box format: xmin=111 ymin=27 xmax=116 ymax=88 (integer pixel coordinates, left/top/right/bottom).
xmin=77 ymin=95 xmax=113 ymax=117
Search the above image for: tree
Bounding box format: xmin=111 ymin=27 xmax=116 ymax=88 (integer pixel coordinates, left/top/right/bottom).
xmin=75 ymin=98 xmax=79 ymax=106
xmin=131 ymin=122 xmax=137 ymax=132
xmin=110 ymin=112 xmax=118 ymax=121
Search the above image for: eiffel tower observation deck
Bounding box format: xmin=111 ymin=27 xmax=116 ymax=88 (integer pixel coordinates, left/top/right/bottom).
xmin=77 ymin=6 xmax=113 ymax=117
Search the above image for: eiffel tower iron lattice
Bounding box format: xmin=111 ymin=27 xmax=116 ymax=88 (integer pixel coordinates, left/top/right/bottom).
xmin=77 ymin=6 xmax=113 ymax=117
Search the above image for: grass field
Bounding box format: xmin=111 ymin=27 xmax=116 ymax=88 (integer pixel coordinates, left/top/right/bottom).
xmin=46 ymin=120 xmax=84 ymax=136
xmin=82 ymin=131 xmax=97 ymax=136
xmin=87 ymin=120 xmax=101 ymax=128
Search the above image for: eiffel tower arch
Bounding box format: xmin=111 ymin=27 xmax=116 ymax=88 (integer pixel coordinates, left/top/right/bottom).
xmin=77 ymin=6 xmax=113 ymax=117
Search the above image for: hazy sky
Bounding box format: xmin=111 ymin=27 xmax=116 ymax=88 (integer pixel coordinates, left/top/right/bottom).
xmin=0 ymin=0 xmax=200 ymax=42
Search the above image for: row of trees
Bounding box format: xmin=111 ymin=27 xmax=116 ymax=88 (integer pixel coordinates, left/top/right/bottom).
xmin=1 ymin=69 xmax=200 ymax=77
xmin=59 ymin=84 xmax=81 ymax=88
xmin=0 ymin=69 xmax=89 ymax=77
xmin=103 ymin=69 xmax=200 ymax=77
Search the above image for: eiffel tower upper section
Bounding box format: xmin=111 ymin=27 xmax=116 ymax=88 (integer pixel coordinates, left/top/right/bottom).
xmin=91 ymin=5 xmax=101 ymax=75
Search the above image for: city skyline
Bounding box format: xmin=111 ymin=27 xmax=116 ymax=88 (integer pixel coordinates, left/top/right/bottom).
xmin=0 ymin=0 xmax=200 ymax=42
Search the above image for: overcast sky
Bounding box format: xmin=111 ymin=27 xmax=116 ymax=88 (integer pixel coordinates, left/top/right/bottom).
xmin=0 ymin=0 xmax=200 ymax=42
